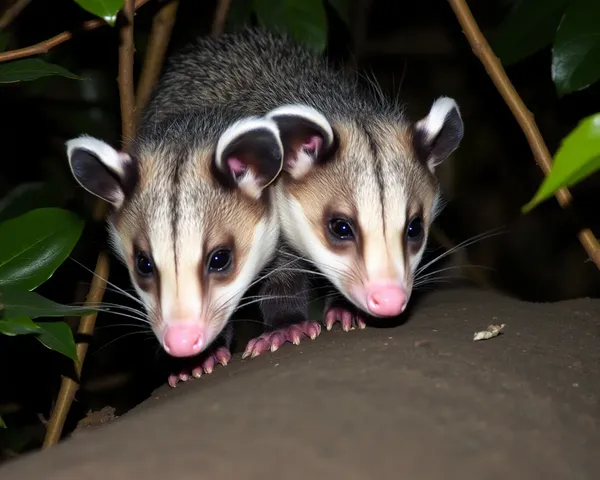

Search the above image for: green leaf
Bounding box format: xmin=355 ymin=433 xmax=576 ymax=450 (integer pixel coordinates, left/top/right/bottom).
xmin=0 ymin=315 xmax=41 ymax=336
xmin=551 ymin=0 xmax=600 ymax=94
xmin=0 ymin=416 xmax=5 ymax=428
xmin=0 ymin=208 xmax=84 ymax=290
xmin=489 ymin=0 xmax=569 ymax=66
xmin=523 ymin=113 xmax=600 ymax=213
xmin=0 ymin=59 xmax=81 ymax=84
xmin=0 ymin=182 xmax=62 ymax=223
xmin=35 ymin=321 xmax=78 ymax=362
xmin=1 ymin=287 xmax=95 ymax=319
xmin=226 ymin=0 xmax=255 ymax=31
xmin=326 ymin=0 xmax=351 ymax=27
xmin=73 ymin=0 xmax=124 ymax=26
xmin=254 ymin=0 xmax=328 ymax=53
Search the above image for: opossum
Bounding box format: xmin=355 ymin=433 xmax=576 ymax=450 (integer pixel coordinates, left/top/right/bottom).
xmin=65 ymin=105 xmax=284 ymax=386
xmin=144 ymin=28 xmax=464 ymax=358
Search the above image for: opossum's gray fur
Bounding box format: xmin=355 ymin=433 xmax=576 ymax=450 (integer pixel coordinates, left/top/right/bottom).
xmin=142 ymin=28 xmax=404 ymax=128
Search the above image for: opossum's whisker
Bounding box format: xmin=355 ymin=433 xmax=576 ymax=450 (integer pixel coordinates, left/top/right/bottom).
xmin=415 ymin=264 xmax=491 ymax=281
xmin=69 ymin=257 xmax=147 ymax=309
xmin=415 ymin=228 xmax=505 ymax=275
xmin=92 ymin=330 xmax=155 ymax=356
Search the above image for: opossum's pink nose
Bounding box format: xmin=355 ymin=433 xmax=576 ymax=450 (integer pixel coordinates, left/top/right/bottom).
xmin=162 ymin=324 xmax=204 ymax=357
xmin=366 ymin=284 xmax=407 ymax=317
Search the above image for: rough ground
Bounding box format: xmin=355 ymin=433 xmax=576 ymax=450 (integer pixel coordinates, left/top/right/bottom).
xmin=1 ymin=287 xmax=599 ymax=479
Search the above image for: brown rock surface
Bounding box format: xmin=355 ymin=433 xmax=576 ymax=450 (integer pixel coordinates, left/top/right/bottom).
xmin=1 ymin=288 xmax=599 ymax=479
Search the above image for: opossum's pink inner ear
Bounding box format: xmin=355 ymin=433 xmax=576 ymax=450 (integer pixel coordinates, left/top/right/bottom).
xmin=214 ymin=118 xmax=284 ymax=200
xmin=66 ymin=135 xmax=137 ymax=209
xmin=413 ymin=96 xmax=464 ymax=173
xmin=266 ymin=104 xmax=335 ymax=180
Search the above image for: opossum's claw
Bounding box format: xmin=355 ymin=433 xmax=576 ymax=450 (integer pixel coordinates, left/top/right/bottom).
xmin=242 ymin=321 xmax=322 ymax=359
xmin=324 ymin=307 xmax=366 ymax=332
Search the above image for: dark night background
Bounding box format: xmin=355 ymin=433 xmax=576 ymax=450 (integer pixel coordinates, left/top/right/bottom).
xmin=0 ymin=0 xmax=599 ymax=459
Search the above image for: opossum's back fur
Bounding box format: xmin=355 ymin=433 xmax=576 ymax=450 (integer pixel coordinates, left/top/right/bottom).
xmin=142 ymin=28 xmax=404 ymax=125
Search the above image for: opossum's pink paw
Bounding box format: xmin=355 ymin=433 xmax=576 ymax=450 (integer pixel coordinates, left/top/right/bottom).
xmin=168 ymin=347 xmax=231 ymax=387
xmin=168 ymin=371 xmax=190 ymax=388
xmin=324 ymin=307 xmax=366 ymax=332
xmin=242 ymin=321 xmax=322 ymax=359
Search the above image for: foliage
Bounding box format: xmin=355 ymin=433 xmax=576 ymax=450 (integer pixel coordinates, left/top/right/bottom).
xmin=0 ymin=59 xmax=81 ymax=84
xmin=228 ymin=0 xmax=351 ymax=52
xmin=491 ymin=0 xmax=600 ymax=95
xmin=0 ymin=208 xmax=85 ymax=290
xmin=523 ymin=113 xmax=600 ymax=212
xmin=0 ymin=207 xmax=93 ymax=363
xmin=72 ymin=0 xmax=124 ymax=26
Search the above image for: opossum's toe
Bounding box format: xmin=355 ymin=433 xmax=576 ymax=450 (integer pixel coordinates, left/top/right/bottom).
xmin=242 ymin=321 xmax=322 ymax=359
xmin=325 ymin=307 xmax=366 ymax=332
xmin=167 ymin=371 xmax=190 ymax=387
xmin=168 ymin=346 xmax=232 ymax=387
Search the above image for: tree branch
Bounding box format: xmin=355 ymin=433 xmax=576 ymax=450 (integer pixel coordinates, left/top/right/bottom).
xmin=446 ymin=0 xmax=600 ymax=270
xmin=42 ymin=252 xmax=109 ymax=449
xmin=134 ymin=0 xmax=179 ymax=125
xmin=43 ymin=0 xmax=138 ymax=449
xmin=0 ymin=0 xmax=149 ymax=64
xmin=211 ymin=0 xmax=231 ymax=37
xmin=119 ymin=0 xmax=136 ymax=143
xmin=0 ymin=0 xmax=31 ymax=30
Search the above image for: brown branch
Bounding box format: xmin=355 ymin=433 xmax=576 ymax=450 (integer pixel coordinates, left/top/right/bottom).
xmin=0 ymin=18 xmax=103 ymax=63
xmin=134 ymin=0 xmax=179 ymax=126
xmin=0 ymin=0 xmax=149 ymax=64
xmin=0 ymin=0 xmax=31 ymax=30
xmin=446 ymin=0 xmax=600 ymax=270
xmin=43 ymin=0 xmax=138 ymax=449
xmin=42 ymin=252 xmax=109 ymax=449
xmin=119 ymin=0 xmax=136 ymax=143
xmin=211 ymin=0 xmax=231 ymax=37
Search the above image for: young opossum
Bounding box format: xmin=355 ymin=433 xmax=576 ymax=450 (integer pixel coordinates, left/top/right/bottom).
xmin=65 ymin=105 xmax=284 ymax=386
xmin=147 ymin=28 xmax=464 ymax=358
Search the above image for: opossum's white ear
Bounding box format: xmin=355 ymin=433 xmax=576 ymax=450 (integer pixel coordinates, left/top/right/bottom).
xmin=66 ymin=135 xmax=137 ymax=209
xmin=214 ymin=117 xmax=284 ymax=200
xmin=266 ymin=104 xmax=335 ymax=180
xmin=413 ymin=96 xmax=464 ymax=173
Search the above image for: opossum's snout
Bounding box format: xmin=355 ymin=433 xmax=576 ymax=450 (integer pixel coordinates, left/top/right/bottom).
xmin=364 ymin=282 xmax=407 ymax=317
xmin=162 ymin=323 xmax=205 ymax=357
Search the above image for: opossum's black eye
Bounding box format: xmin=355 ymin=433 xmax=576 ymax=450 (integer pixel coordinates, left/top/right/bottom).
xmin=406 ymin=216 xmax=424 ymax=242
xmin=328 ymin=218 xmax=355 ymax=240
xmin=135 ymin=252 xmax=154 ymax=277
xmin=207 ymin=248 xmax=232 ymax=273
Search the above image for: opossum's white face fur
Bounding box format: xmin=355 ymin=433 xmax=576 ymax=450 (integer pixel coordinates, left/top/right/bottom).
xmin=268 ymin=97 xmax=464 ymax=318
xmin=65 ymin=117 xmax=283 ymax=357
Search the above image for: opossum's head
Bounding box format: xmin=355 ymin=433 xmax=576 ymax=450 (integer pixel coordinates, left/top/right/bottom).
xmin=66 ymin=115 xmax=283 ymax=357
xmin=269 ymin=97 xmax=463 ymax=318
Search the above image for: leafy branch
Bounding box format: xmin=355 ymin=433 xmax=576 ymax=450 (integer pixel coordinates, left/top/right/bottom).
xmin=490 ymin=0 xmax=600 ymax=96
xmin=447 ymin=0 xmax=600 ymax=269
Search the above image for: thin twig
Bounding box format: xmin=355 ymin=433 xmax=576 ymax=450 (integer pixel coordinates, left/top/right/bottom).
xmin=43 ymin=0 xmax=138 ymax=449
xmin=447 ymin=0 xmax=600 ymax=270
xmin=211 ymin=0 xmax=231 ymax=37
xmin=42 ymin=252 xmax=109 ymax=448
xmin=0 ymin=0 xmax=31 ymax=30
xmin=119 ymin=0 xmax=136 ymax=143
xmin=0 ymin=0 xmax=149 ymax=64
xmin=134 ymin=0 xmax=179 ymax=125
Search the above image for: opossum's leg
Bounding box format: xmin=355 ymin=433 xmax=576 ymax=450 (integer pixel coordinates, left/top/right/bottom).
xmin=243 ymin=257 xmax=320 ymax=359
xmin=323 ymin=296 xmax=367 ymax=332
xmin=168 ymin=323 xmax=234 ymax=387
